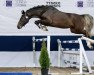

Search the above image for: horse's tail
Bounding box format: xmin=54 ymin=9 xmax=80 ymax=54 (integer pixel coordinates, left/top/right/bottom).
xmin=83 ymin=14 xmax=94 ymax=37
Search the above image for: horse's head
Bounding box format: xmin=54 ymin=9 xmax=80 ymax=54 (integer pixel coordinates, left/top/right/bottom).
xmin=17 ymin=10 xmax=29 ymax=29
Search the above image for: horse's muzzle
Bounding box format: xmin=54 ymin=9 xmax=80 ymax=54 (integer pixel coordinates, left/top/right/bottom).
xmin=17 ymin=25 xmax=22 ymax=29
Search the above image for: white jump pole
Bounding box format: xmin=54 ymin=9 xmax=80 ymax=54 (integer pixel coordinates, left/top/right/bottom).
xmin=57 ymin=39 xmax=63 ymax=67
xmin=79 ymin=38 xmax=92 ymax=74
xmin=72 ymin=38 xmax=92 ymax=74
xmin=47 ymin=36 xmax=50 ymax=58
xmin=32 ymin=37 xmax=36 ymax=67
xmin=78 ymin=38 xmax=83 ymax=74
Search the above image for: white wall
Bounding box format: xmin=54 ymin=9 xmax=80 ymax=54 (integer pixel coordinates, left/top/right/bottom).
xmin=0 ymin=51 xmax=94 ymax=67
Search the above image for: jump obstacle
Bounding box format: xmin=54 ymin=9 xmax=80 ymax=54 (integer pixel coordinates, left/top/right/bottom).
xmin=32 ymin=36 xmax=93 ymax=74
xmin=57 ymin=36 xmax=93 ymax=74
xmin=32 ymin=36 xmax=50 ymax=67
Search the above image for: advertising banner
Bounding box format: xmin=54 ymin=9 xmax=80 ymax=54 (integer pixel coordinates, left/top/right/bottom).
xmin=0 ymin=0 xmax=94 ymax=35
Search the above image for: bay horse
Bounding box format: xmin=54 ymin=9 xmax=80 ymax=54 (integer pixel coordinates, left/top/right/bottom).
xmin=17 ymin=5 xmax=94 ymax=49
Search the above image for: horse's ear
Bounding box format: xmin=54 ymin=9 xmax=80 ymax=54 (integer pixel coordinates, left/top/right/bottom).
xmin=21 ymin=10 xmax=25 ymax=14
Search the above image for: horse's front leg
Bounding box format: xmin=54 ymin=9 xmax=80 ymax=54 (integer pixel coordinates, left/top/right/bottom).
xmin=35 ymin=20 xmax=48 ymax=31
xmin=38 ymin=18 xmax=53 ymax=31
xmin=34 ymin=20 xmax=41 ymax=29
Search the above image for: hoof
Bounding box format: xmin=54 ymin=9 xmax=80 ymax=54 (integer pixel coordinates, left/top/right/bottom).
xmin=43 ymin=27 xmax=48 ymax=31
xmin=35 ymin=21 xmax=39 ymax=25
xmin=88 ymin=45 xmax=93 ymax=49
xmin=45 ymin=29 xmax=48 ymax=31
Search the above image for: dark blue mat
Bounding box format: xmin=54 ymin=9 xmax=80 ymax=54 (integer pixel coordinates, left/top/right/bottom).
xmin=0 ymin=72 xmax=32 ymax=75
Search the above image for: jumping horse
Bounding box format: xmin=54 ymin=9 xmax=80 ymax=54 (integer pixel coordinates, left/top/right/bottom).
xmin=17 ymin=5 xmax=94 ymax=49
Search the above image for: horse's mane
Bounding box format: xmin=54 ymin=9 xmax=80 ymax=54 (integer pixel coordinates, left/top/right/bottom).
xmin=32 ymin=5 xmax=47 ymax=9
xmin=27 ymin=5 xmax=49 ymax=12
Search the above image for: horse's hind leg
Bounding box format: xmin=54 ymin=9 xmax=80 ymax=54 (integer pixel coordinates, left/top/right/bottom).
xmin=70 ymin=27 xmax=90 ymax=37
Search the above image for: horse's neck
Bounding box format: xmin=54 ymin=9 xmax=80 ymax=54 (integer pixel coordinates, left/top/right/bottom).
xmin=27 ymin=9 xmax=42 ymax=18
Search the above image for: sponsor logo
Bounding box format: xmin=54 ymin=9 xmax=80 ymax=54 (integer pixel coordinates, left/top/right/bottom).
xmin=77 ymin=1 xmax=83 ymax=7
xmin=87 ymin=0 xmax=94 ymax=7
xmin=6 ymin=0 xmax=12 ymax=7
xmin=46 ymin=2 xmax=61 ymax=7
xmin=15 ymin=0 xmax=27 ymax=7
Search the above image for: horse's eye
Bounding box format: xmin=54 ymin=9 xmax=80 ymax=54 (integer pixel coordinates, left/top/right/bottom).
xmin=26 ymin=16 xmax=28 ymax=19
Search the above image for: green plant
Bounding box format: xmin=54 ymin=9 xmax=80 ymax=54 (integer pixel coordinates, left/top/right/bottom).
xmin=39 ymin=40 xmax=50 ymax=69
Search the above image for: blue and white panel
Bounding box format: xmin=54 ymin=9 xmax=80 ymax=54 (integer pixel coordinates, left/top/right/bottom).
xmin=0 ymin=36 xmax=93 ymax=67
